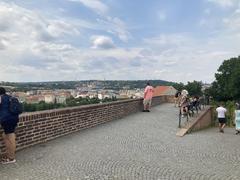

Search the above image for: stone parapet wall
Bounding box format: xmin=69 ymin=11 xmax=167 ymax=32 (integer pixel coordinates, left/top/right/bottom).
xmin=191 ymin=106 xmax=214 ymax=132
xmin=0 ymin=96 xmax=172 ymax=152
xmin=176 ymin=106 xmax=214 ymax=137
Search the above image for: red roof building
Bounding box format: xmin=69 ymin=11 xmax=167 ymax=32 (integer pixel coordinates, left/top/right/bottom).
xmin=153 ymin=86 xmax=177 ymax=97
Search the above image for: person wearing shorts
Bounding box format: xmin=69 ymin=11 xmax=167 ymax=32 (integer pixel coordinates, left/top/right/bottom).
xmin=0 ymin=87 xmax=19 ymax=164
xmin=143 ymin=82 xmax=154 ymax=112
xmin=216 ymin=104 xmax=227 ymax=133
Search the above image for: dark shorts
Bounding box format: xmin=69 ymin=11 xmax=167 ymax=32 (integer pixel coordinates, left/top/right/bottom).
xmin=1 ymin=119 xmax=18 ymax=134
xmin=218 ymin=118 xmax=226 ymax=124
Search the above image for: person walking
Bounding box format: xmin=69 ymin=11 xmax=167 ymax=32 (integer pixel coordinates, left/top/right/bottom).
xmin=216 ymin=103 xmax=227 ymax=133
xmin=143 ymin=82 xmax=154 ymax=112
xmin=0 ymin=87 xmax=20 ymax=164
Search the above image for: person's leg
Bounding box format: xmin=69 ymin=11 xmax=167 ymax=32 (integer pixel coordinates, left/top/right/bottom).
xmin=185 ymin=107 xmax=188 ymax=117
xmin=143 ymin=99 xmax=147 ymax=111
xmin=218 ymin=122 xmax=222 ymax=132
xmin=146 ymin=103 xmax=149 ymax=111
xmin=2 ymin=132 xmax=16 ymax=160
xmin=1 ymin=119 xmax=18 ymax=163
xmin=147 ymin=99 xmax=152 ymax=112
xmin=221 ymin=123 xmax=226 ymax=132
xmin=181 ymin=107 xmax=185 ymax=117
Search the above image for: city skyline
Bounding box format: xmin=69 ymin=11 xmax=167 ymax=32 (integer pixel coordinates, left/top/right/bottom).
xmin=0 ymin=0 xmax=240 ymax=83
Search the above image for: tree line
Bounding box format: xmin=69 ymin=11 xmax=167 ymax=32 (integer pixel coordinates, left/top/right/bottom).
xmin=22 ymin=96 xmax=117 ymax=112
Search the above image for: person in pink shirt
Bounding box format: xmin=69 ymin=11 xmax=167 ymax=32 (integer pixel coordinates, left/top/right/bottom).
xmin=143 ymin=82 xmax=154 ymax=112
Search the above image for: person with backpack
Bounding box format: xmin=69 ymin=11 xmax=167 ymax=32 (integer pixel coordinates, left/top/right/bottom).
xmin=0 ymin=87 xmax=22 ymax=164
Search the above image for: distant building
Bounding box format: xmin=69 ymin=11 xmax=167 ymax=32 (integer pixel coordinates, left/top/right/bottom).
xmin=26 ymin=95 xmax=44 ymax=104
xmin=56 ymin=95 xmax=67 ymax=104
xmin=44 ymin=94 xmax=56 ymax=103
xmin=69 ymin=89 xmax=77 ymax=97
xmin=38 ymin=90 xmax=54 ymax=95
xmin=12 ymin=92 xmax=27 ymax=102
xmin=76 ymin=91 xmax=88 ymax=98
xmin=98 ymin=90 xmax=116 ymax=100
xmin=118 ymin=89 xmax=143 ymax=99
xmin=116 ymin=94 xmax=129 ymax=99
xmin=153 ymin=86 xmax=177 ymax=96
xmin=202 ymin=83 xmax=211 ymax=91
xmin=26 ymin=90 xmax=36 ymax=96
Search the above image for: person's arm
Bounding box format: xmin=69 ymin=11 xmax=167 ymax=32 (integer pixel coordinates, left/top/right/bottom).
xmin=144 ymin=87 xmax=148 ymax=99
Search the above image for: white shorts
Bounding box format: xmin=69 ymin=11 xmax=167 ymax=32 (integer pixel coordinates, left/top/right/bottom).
xmin=143 ymin=99 xmax=152 ymax=106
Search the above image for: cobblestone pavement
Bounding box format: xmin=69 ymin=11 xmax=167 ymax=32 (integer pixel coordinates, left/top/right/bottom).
xmin=1 ymin=103 xmax=240 ymax=180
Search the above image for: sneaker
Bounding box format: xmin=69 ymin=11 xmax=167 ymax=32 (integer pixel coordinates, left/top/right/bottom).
xmin=146 ymin=110 xmax=150 ymax=112
xmin=1 ymin=158 xmax=16 ymax=164
xmin=142 ymin=110 xmax=147 ymax=112
xmin=220 ymin=129 xmax=224 ymax=133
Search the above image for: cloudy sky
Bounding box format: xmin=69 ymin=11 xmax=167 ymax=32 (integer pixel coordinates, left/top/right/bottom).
xmin=0 ymin=0 xmax=240 ymax=83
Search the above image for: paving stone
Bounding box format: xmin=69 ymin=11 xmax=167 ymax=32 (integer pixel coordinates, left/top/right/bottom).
xmin=0 ymin=103 xmax=240 ymax=180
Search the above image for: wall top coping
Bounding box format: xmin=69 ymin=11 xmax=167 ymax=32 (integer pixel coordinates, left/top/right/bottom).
xmin=19 ymin=98 xmax=141 ymax=117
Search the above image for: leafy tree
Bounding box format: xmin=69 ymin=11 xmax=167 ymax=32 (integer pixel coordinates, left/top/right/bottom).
xmin=209 ymin=56 xmax=240 ymax=101
xmin=171 ymin=82 xmax=185 ymax=91
xmin=185 ymin=81 xmax=202 ymax=96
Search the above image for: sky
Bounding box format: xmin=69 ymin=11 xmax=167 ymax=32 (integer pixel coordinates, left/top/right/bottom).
xmin=0 ymin=0 xmax=240 ymax=83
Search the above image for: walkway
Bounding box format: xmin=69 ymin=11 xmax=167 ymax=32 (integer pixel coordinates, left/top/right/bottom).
xmin=1 ymin=103 xmax=240 ymax=180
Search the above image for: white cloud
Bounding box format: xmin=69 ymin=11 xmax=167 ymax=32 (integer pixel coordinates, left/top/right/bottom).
xmin=68 ymin=0 xmax=108 ymax=15
xmin=2 ymin=1 xmax=240 ymax=83
xmin=0 ymin=2 xmax=80 ymax=43
xmin=97 ymin=16 xmax=131 ymax=42
xmin=0 ymin=2 xmax=82 ymax=80
xmin=0 ymin=2 xmax=138 ymax=81
xmin=143 ymin=34 xmax=192 ymax=48
xmin=142 ymin=32 xmax=240 ymax=83
xmin=207 ymin=0 xmax=237 ymax=8
xmin=46 ymin=20 xmax=80 ymax=38
xmin=157 ymin=11 xmax=166 ymax=22
xmin=91 ymin=35 xmax=115 ymax=49
xmin=164 ymin=61 xmax=177 ymax=66
xmin=199 ymin=18 xmax=207 ymax=26
xmin=204 ymin=8 xmax=211 ymax=14
xmin=67 ymin=0 xmax=131 ymax=42
xmin=223 ymin=11 xmax=240 ymax=31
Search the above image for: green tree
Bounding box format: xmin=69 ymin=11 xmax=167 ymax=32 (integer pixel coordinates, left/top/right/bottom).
xmin=185 ymin=81 xmax=202 ymax=96
xmin=210 ymin=56 xmax=240 ymax=101
xmin=171 ymin=82 xmax=185 ymax=91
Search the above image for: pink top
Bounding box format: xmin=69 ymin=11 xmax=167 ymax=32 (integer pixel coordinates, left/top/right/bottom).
xmin=144 ymin=86 xmax=154 ymax=100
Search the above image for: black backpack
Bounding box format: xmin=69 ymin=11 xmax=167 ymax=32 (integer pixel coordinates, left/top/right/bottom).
xmin=8 ymin=95 xmax=23 ymax=115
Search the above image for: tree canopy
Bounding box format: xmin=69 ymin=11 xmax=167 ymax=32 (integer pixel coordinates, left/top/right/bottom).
xmin=185 ymin=81 xmax=203 ymax=96
xmin=209 ymin=56 xmax=240 ymax=101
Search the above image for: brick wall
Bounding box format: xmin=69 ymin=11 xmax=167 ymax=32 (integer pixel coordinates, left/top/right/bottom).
xmin=0 ymin=96 xmax=171 ymax=152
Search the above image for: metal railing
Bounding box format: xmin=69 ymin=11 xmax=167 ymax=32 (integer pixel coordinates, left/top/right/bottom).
xmin=178 ymin=101 xmax=204 ymax=128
